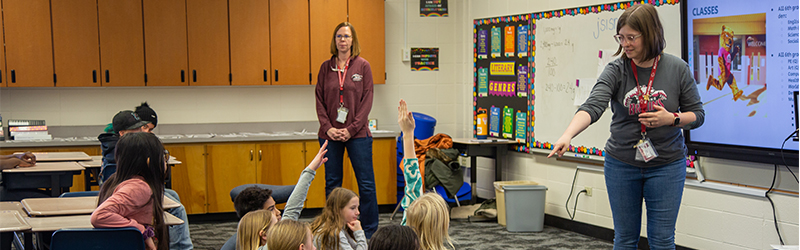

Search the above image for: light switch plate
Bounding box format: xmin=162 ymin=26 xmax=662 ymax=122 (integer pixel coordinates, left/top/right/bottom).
xmin=401 ymin=48 xmax=411 ymax=62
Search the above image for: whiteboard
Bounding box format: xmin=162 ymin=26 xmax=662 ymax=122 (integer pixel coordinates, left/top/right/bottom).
xmin=532 ymin=4 xmax=682 ymax=152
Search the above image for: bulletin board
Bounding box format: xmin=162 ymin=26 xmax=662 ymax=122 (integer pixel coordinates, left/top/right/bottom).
xmin=473 ymin=0 xmax=681 ymax=154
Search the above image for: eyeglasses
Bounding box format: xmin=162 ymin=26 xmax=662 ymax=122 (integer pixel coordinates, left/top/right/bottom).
xmin=336 ymin=34 xmax=352 ymax=40
xmin=614 ymin=34 xmax=642 ymax=45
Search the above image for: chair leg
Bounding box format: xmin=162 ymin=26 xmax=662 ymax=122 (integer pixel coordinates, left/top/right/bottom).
xmin=390 ymin=202 xmax=402 ymax=221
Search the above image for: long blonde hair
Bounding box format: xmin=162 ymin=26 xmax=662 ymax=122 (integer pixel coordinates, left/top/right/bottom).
xmin=267 ymin=220 xmax=312 ymax=250
xmin=406 ymin=193 xmax=454 ymax=250
xmin=237 ymin=210 xmax=275 ymax=250
xmin=310 ymin=187 xmax=358 ymax=249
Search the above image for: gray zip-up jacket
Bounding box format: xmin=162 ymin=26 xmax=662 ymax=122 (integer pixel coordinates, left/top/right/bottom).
xmin=579 ymin=53 xmax=705 ymax=167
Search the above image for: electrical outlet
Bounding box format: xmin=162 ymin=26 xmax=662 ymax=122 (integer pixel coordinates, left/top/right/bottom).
xmin=401 ymin=48 xmax=411 ymax=62
xmin=584 ymin=187 xmax=593 ymax=197
xmin=458 ymin=156 xmax=469 ymax=168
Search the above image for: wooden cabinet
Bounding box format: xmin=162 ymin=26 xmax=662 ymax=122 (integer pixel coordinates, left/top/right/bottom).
xmin=51 ymin=0 xmax=101 ymax=87
xmin=206 ymin=143 xmax=257 ymax=213
xmin=230 ymin=0 xmax=271 ymax=86
xmin=3 ymin=0 xmax=54 ymax=87
xmin=304 ymin=141 xmax=327 ymax=208
xmin=187 ymin=0 xmax=230 ymax=86
xmin=143 ymin=0 xmax=189 ymax=86
xmin=270 ymin=0 xmax=311 ymax=85
xmin=310 ymin=0 xmax=347 ymax=86
xmin=349 ymin=0 xmax=386 ymax=84
xmin=97 ymin=0 xmax=145 ymax=86
xmin=164 ymin=144 xmax=207 ymax=214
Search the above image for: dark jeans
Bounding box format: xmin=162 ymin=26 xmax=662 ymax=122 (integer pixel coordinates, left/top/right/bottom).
xmin=319 ymin=137 xmax=378 ymax=238
xmin=605 ymin=156 xmax=686 ymax=250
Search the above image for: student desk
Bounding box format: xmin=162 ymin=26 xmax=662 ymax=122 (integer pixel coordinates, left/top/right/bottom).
xmin=22 ymin=152 xmax=92 ymax=162
xmin=79 ymin=156 xmax=182 ymax=190
xmin=451 ymin=138 xmax=520 ymax=203
xmin=2 ymin=162 xmax=84 ymax=197
xmin=21 ymin=196 xmax=181 ymax=217
xmin=0 ymin=202 xmax=30 ymax=250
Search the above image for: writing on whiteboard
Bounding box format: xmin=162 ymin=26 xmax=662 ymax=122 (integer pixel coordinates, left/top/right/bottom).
xmin=542 ymin=81 xmax=576 ymax=97
xmin=593 ymin=17 xmax=619 ymax=39
xmin=539 ymin=39 xmax=574 ymax=52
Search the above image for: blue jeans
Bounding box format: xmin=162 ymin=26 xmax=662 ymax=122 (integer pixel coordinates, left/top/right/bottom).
xmin=320 ymin=137 xmax=378 ymax=238
xmin=604 ymin=156 xmax=685 ymax=250
xmin=164 ymin=189 xmax=193 ymax=250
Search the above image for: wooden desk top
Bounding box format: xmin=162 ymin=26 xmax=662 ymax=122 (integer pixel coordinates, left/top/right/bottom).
xmin=15 ymin=152 xmax=92 ymax=162
xmin=0 ymin=201 xmax=25 ymax=214
xmin=22 ymin=196 xmax=181 ymax=216
xmin=2 ymin=161 xmax=84 ymax=173
xmin=0 ymin=210 xmax=31 ymax=232
xmin=26 ymin=212 xmax=183 ymax=232
xmin=79 ymin=156 xmax=181 ymax=168
xmin=452 ymin=138 xmax=521 ymax=145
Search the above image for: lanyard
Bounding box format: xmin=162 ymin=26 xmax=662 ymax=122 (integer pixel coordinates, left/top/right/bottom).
xmin=336 ymin=58 xmax=351 ymax=105
xmin=630 ymin=55 xmax=660 ymax=134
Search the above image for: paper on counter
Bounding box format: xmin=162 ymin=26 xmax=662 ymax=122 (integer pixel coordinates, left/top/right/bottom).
xmin=574 ymin=78 xmax=596 ymax=106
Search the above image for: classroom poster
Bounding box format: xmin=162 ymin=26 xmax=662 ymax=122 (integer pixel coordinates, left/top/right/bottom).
xmin=420 ymin=0 xmax=448 ymax=17
xmin=411 ymin=48 xmax=439 ymax=71
xmin=473 ymin=14 xmax=532 ymax=151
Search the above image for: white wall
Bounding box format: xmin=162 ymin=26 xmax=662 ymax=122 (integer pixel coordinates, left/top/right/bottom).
xmin=0 ymin=0 xmax=797 ymax=249
xmin=467 ymin=0 xmax=799 ymax=249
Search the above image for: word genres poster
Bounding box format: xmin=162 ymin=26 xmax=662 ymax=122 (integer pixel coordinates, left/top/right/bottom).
xmin=473 ymin=14 xmax=532 ymax=146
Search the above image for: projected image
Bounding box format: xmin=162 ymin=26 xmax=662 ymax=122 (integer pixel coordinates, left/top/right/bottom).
xmin=693 ymin=13 xmax=767 ymax=109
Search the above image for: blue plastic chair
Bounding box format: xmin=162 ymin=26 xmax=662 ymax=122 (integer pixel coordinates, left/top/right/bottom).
xmin=58 ymin=191 xmax=99 ymax=198
xmin=50 ymin=227 xmax=144 ymax=250
xmin=434 ymin=182 xmax=472 ymax=207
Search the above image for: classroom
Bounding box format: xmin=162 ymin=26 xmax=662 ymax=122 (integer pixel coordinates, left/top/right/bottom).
xmin=0 ymin=0 xmax=798 ymax=250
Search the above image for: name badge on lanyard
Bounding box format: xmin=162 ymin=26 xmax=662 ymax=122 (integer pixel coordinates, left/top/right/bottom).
xmin=631 ymin=55 xmax=660 ymax=162
xmin=335 ymin=58 xmax=351 ymax=124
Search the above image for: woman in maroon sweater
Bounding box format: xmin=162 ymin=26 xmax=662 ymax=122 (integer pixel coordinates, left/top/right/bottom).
xmin=314 ymin=22 xmax=377 ymax=238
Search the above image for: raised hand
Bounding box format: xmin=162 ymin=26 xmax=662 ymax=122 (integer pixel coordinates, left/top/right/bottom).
xmin=398 ymin=99 xmax=415 ymax=134
xmin=310 ymin=140 xmax=329 ymax=171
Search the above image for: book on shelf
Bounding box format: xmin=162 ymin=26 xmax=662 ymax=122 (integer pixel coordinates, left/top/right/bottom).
xmin=7 ymin=120 xmax=46 ymax=126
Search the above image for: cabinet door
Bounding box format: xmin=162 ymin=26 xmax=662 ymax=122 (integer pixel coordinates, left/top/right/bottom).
xmin=97 ymin=0 xmax=145 ymax=86
xmin=348 ymin=0 xmax=385 ymax=84
xmin=230 ymin=0 xmax=270 ymax=86
xmin=165 ymin=144 xmax=207 ymax=214
xmin=341 ymin=138 xmax=396 ymax=205
xmin=3 ymin=0 xmax=54 ymax=87
xmin=143 ymin=0 xmax=189 ymax=86
xmin=310 ymin=0 xmax=347 ymax=86
xmin=270 ymin=0 xmax=310 ymax=85
xmin=51 ymin=0 xmax=101 ymax=87
xmin=187 ymin=0 xmax=230 ymax=86
xmin=256 ymin=142 xmax=306 ymax=185
xmin=304 ymin=141 xmax=326 ymax=208
xmin=206 ymin=144 xmax=256 ymax=213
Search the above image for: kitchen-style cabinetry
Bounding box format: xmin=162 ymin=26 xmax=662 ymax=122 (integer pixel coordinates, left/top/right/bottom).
xmin=309 ymin=0 xmax=347 ymax=86
xmin=51 ymin=0 xmax=101 ymax=87
xmin=229 ymin=0 xmax=271 ymax=86
xmin=143 ymin=0 xmax=189 ymax=86
xmin=206 ymin=143 xmax=258 ymax=213
xmin=3 ymin=0 xmax=54 ymax=87
xmin=270 ymin=0 xmax=311 ymax=85
xmin=187 ymin=0 xmax=231 ymax=86
xmin=98 ymin=0 xmax=146 ymax=86
xmin=163 ymin=144 xmax=207 ymax=214
xmin=349 ymin=0 xmax=386 ymax=84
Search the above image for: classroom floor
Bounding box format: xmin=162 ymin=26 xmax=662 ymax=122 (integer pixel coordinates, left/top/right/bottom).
xmin=188 ymin=212 xmax=614 ymax=250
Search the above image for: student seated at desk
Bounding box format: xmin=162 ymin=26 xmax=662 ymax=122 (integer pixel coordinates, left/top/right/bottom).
xmin=0 ymin=152 xmax=50 ymax=201
xmin=92 ymin=132 xmax=171 ymax=250
xmin=99 ymin=107 xmax=193 ymax=250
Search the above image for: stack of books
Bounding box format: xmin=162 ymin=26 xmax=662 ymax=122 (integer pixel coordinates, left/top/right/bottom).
xmin=8 ymin=120 xmax=51 ymax=140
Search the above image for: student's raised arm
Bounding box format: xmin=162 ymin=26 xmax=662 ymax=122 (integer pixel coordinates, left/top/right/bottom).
xmin=399 ymin=100 xmax=416 ymax=159
xmin=398 ymin=99 xmax=423 ymax=225
xmin=282 ymin=140 xmax=329 ymax=221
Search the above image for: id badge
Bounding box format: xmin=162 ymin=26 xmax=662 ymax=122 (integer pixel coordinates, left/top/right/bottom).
xmin=635 ymin=137 xmax=658 ymax=162
xmin=336 ymin=106 xmax=349 ymax=124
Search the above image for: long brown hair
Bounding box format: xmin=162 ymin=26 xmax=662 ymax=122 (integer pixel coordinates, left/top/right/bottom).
xmin=310 ymin=187 xmax=358 ymax=249
xmin=613 ymin=4 xmax=665 ymax=62
xmin=97 ymin=132 xmax=168 ymax=250
xmin=329 ymin=22 xmax=361 ymax=57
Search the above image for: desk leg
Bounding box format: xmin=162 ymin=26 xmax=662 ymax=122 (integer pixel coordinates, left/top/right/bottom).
xmin=495 ymin=145 xmax=508 ymax=181
xmin=50 ymin=175 xmax=59 ymax=197
xmin=23 ymin=232 xmax=32 ymax=250
xmin=165 ymin=165 xmax=173 ymax=189
xmin=1 ymin=232 xmax=10 ymax=250
xmin=470 ymin=156 xmax=477 ymax=204
xmin=84 ymin=169 xmax=92 ymax=191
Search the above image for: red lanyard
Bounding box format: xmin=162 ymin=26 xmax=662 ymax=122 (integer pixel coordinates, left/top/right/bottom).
xmin=630 ymin=55 xmax=660 ymax=133
xmin=337 ymin=58 xmax=351 ymax=105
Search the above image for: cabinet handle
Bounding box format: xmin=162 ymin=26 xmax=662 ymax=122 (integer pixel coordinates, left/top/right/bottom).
xmin=93 ymin=70 xmax=97 ymax=83
xmin=11 ymin=70 xmax=15 ymax=83
xmin=193 ymin=70 xmax=197 ymax=82
xmin=258 ymin=150 xmax=262 ymax=161
xmin=181 ymin=70 xmax=185 ymax=82
xmin=274 ymin=69 xmax=278 ymax=82
xmin=250 ymin=150 xmax=254 ymax=161
xmin=263 ymin=70 xmax=267 ymax=82
xmin=105 ymin=70 xmax=110 ymax=83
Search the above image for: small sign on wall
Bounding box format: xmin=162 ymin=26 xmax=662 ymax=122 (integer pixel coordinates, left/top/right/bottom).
xmin=411 ymin=48 xmax=439 ymax=71
xmin=420 ymin=0 xmax=447 ymax=17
